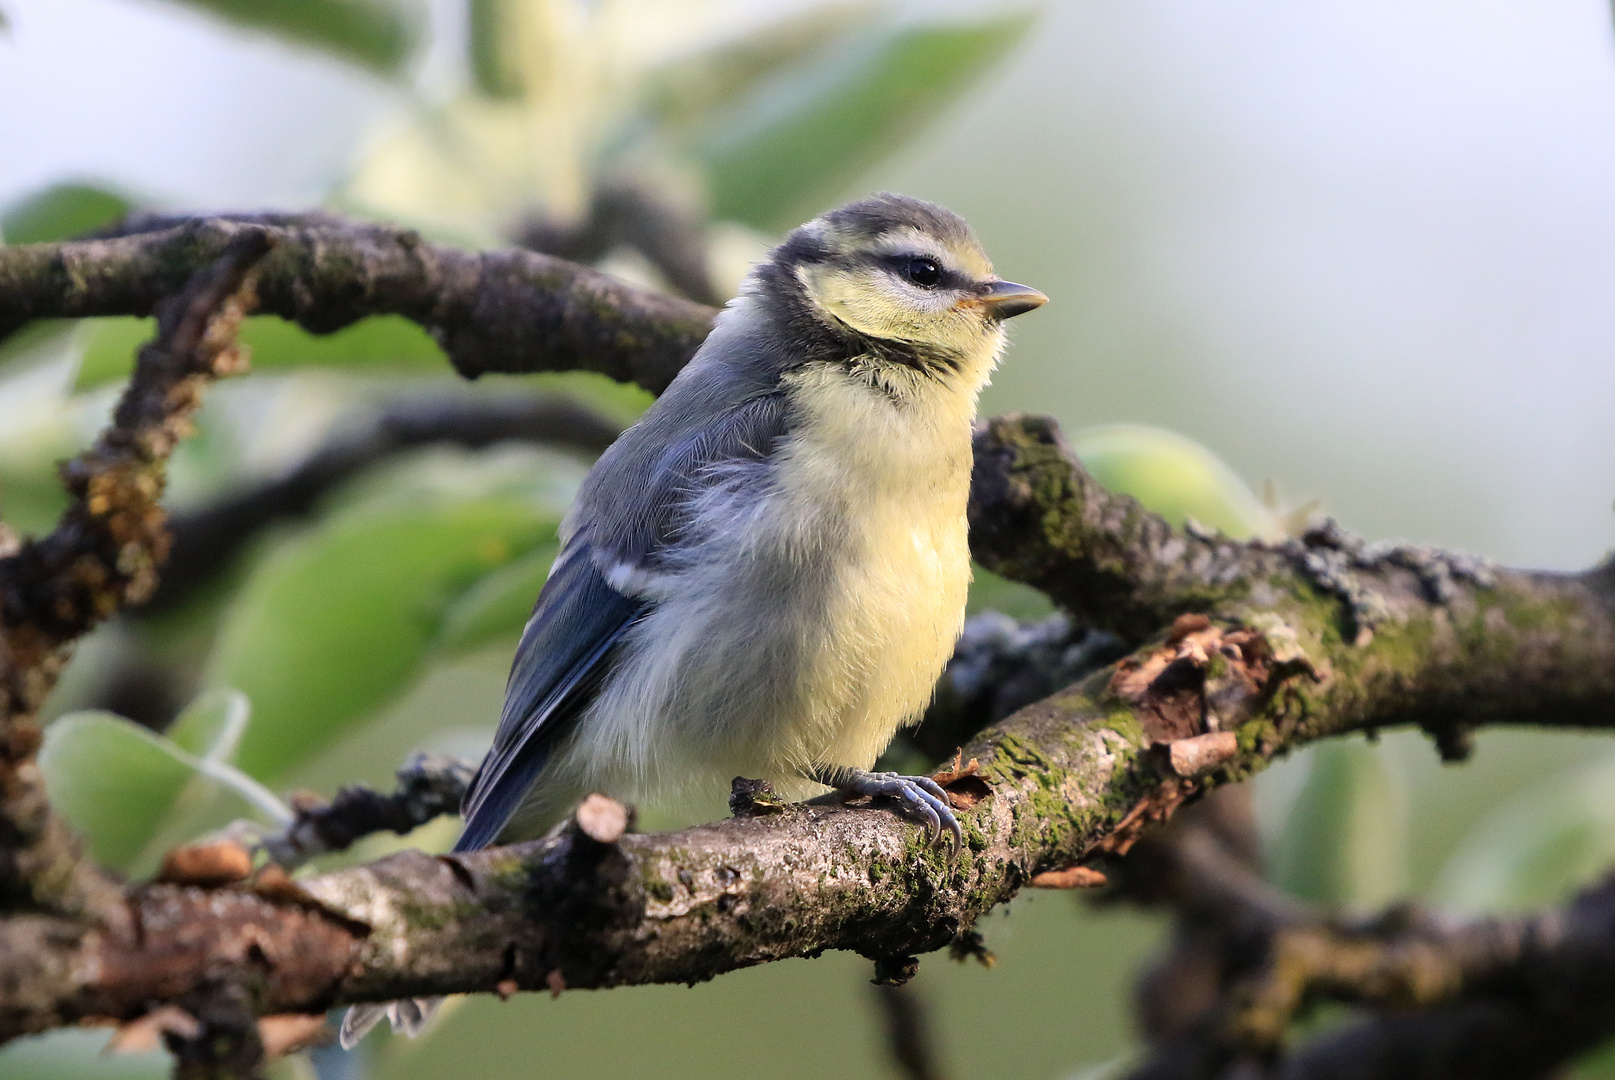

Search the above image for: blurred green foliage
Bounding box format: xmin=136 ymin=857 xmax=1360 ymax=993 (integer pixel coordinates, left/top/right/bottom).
xmin=1433 ymin=748 xmax=1615 ymax=914
xmin=157 ymin=0 xmax=422 ymax=76
xmin=1071 ymin=423 xmax=1278 ymax=540
xmin=5 ymin=2 xmax=1615 ymax=1077
xmin=0 ymin=1030 xmax=167 ymax=1080
xmin=39 ymin=690 xmax=288 ymax=877
xmin=1265 ymin=739 xmax=1408 ymax=907
xmin=693 ymin=15 xmax=1033 ymax=231
xmin=338 ymin=2 xmax=1033 ymax=259
xmin=466 ymin=0 xmax=524 ymax=98
xmin=0 ymin=181 xmax=130 ymax=245
xmin=211 ymin=494 xmax=561 ymax=782
xmin=75 ymin=314 xmax=449 ymax=389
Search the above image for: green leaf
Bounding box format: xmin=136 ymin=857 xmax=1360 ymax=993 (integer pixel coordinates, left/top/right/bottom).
xmin=467 ymin=0 xmax=523 ymax=98
xmin=75 ymin=313 xmax=447 ymax=389
xmin=1265 ymin=739 xmax=1409 ymax=907
xmin=966 ymin=564 xmax=1054 ymax=620
xmin=435 ymin=538 xmax=559 ymax=653
xmin=1433 ymin=751 xmax=1615 ymax=914
xmin=209 ymin=497 xmax=559 ymax=782
xmin=692 ymin=14 xmax=1032 ymax=231
xmin=0 ymin=1029 xmax=167 ymax=1080
xmin=1071 ymin=424 xmax=1278 ymax=540
xmin=155 ymin=0 xmax=421 ymax=77
xmin=40 ymin=712 xmax=199 ymax=871
xmin=1 ymin=182 xmax=130 ymax=245
xmin=164 ymin=687 xmax=252 ymax=761
xmin=39 ymin=706 xmax=287 ymax=874
xmin=643 ymin=4 xmax=879 ymax=133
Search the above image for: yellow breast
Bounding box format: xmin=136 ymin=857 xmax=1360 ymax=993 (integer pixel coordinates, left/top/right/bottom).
xmin=772 ymin=361 xmax=980 ymax=772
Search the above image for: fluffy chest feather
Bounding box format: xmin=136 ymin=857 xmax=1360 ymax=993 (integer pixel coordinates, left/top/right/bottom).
xmin=767 ymin=362 xmax=979 ymax=767
xmin=564 ymin=357 xmax=987 ymax=797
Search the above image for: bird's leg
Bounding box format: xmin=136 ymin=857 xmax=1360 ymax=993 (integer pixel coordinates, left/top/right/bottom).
xmin=810 ymin=765 xmax=962 ymax=854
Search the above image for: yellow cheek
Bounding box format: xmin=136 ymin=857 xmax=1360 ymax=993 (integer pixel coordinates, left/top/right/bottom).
xmin=805 ymin=267 xmax=992 ymax=348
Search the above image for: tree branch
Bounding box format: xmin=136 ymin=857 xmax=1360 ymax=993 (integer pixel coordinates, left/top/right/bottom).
xmin=1118 ymin=789 xmax=1615 ymax=1080
xmin=0 ymin=213 xmax=716 ymax=393
xmin=1 ymin=214 xmax=1613 ymax=1080
xmin=0 ymin=230 xmax=271 ymax=917
xmin=147 ymin=391 xmax=622 ymax=612
xmin=3 ymin=493 xmax=1612 ymax=1040
xmin=256 ymin=753 xmax=475 ymax=870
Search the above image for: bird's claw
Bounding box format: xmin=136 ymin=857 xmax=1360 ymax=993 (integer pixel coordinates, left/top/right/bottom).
xmin=831 ymin=769 xmax=962 ymax=855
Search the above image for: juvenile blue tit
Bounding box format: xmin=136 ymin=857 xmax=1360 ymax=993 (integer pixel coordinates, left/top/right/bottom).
xmin=343 ymin=193 xmax=1044 ymax=1046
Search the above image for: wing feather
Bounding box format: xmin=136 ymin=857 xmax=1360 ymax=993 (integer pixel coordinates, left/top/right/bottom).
xmin=455 ymin=548 xmax=643 ymax=850
xmin=455 ymin=340 xmax=793 ymax=851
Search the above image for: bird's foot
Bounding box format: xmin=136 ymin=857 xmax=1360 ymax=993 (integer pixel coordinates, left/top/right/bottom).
xmin=813 ymin=765 xmax=961 ymax=855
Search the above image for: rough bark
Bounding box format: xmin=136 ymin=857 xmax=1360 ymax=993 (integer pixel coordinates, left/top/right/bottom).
xmin=3 ymin=504 xmax=1612 ymax=1041
xmin=1120 ymin=789 xmax=1615 ymax=1080
xmin=0 ymin=230 xmax=271 ymax=918
xmin=0 ymin=215 xmax=1612 ymax=1080
xmin=0 ymin=213 xmax=716 ymax=392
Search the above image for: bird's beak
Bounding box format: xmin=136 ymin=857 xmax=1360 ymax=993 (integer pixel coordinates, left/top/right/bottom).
xmin=979 ymin=279 xmax=1049 ymax=320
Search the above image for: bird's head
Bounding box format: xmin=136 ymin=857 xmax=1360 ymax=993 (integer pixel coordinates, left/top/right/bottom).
xmin=751 ymin=193 xmax=1047 ymax=384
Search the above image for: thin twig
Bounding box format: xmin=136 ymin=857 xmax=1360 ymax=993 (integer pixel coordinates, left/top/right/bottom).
xmin=147 ymin=393 xmax=621 ymax=611
xmin=255 ymin=753 xmax=476 ymax=870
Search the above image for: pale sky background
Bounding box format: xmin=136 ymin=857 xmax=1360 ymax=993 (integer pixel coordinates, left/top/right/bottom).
xmin=2 ymin=0 xmax=1614 ymax=568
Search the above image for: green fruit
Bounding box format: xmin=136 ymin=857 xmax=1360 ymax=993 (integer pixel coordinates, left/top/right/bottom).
xmin=1071 ymin=424 xmax=1277 ymax=540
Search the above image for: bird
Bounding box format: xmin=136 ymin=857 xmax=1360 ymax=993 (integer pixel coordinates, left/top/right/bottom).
xmin=341 ymin=192 xmax=1045 ymax=1047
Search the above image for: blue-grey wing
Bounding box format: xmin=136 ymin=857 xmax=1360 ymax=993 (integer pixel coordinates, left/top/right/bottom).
xmin=570 ymin=341 xmax=795 ymax=580
xmin=455 ymin=371 xmax=792 ymax=852
xmin=455 ymin=546 xmax=643 ymax=850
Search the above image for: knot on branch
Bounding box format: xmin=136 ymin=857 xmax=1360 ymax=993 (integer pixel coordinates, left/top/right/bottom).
xmin=546 ymin=795 xmax=639 ymax=922
xmin=1110 ymin=614 xmax=1319 ymax=748
xmin=729 ymin=777 xmax=787 ymax=817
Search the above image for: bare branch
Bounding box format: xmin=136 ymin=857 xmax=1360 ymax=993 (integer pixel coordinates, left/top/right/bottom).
xmin=0 ymin=213 xmax=717 ymax=393
xmin=256 ymin=753 xmax=475 ymax=870
xmin=0 ymin=230 xmax=271 ymax=916
xmin=1118 ymin=791 xmax=1615 ymax=1080
xmin=147 ymin=392 xmax=622 ymax=612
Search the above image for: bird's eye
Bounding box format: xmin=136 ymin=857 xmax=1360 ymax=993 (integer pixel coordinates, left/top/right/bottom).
xmin=900 ymin=257 xmax=943 ymax=289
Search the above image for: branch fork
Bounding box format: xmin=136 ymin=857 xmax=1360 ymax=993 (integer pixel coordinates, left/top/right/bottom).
xmin=0 ymin=215 xmax=1612 ymax=1080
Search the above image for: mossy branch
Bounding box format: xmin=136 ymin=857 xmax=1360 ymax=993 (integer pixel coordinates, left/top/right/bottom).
xmin=0 ymin=214 xmax=1612 ymax=1080
xmin=1120 ymin=790 xmax=1615 ymax=1080
xmin=4 ymin=466 xmax=1613 ymax=1053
